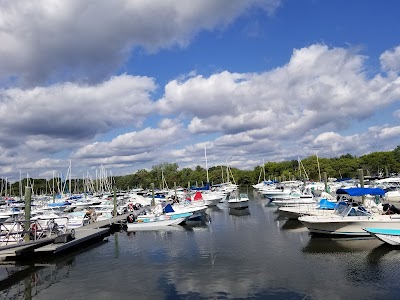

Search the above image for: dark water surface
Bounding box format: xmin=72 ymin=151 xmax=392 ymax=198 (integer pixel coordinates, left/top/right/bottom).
xmin=1 ymin=191 xmax=400 ymax=299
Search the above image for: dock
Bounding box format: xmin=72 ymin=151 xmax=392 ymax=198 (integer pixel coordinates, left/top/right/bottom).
xmin=0 ymin=212 xmax=134 ymax=261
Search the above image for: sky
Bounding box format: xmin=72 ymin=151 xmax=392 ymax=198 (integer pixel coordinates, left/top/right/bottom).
xmin=1 ymin=0 xmax=400 ymax=182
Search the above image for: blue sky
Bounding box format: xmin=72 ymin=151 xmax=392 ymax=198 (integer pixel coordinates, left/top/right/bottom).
xmin=0 ymin=0 xmax=400 ymax=182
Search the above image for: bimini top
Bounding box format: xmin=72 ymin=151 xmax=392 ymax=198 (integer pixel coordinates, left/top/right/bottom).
xmin=336 ymin=187 xmax=386 ymax=196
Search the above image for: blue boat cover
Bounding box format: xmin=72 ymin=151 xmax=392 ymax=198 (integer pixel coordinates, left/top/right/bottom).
xmin=336 ymin=187 xmax=385 ymax=196
xmin=48 ymin=201 xmax=72 ymax=207
xmin=318 ymin=198 xmax=336 ymax=210
xmin=192 ymin=183 xmax=210 ymax=190
xmin=163 ymin=203 xmax=175 ymax=213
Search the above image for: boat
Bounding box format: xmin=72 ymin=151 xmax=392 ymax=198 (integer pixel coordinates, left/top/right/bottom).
xmin=298 ymin=187 xmax=398 ymax=236
xmin=170 ymin=202 xmax=208 ymax=220
xmin=363 ymin=228 xmax=400 ymax=245
xmin=126 ymin=213 xmax=192 ymax=230
xmin=192 ymin=191 xmax=222 ymax=207
xmin=228 ymin=193 xmax=249 ymax=209
xmin=278 ymin=197 xmax=337 ymax=219
xmin=272 ymin=197 xmax=317 ymax=207
xmin=126 ymin=204 xmax=192 ymax=230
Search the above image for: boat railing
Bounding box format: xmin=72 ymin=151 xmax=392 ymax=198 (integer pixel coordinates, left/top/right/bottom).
xmin=0 ymin=216 xmax=70 ymax=246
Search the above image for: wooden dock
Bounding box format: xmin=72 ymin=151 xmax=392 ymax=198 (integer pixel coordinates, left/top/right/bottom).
xmin=0 ymin=212 xmax=134 ymax=260
xmin=34 ymin=228 xmax=109 ymax=254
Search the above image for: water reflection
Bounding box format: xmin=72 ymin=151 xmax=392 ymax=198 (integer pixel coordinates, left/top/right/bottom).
xmin=0 ymin=240 xmax=106 ymax=300
xmin=303 ymin=237 xmax=382 ymax=254
xmin=229 ymin=207 xmax=251 ymax=216
xmin=3 ymin=190 xmax=400 ymax=299
xmin=281 ymin=219 xmax=305 ymax=231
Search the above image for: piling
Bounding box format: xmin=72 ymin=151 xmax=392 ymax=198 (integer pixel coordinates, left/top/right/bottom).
xmin=358 ymin=169 xmax=365 ymax=204
xmin=151 ymin=183 xmax=155 ymax=206
xmin=24 ymin=187 xmax=32 ymax=242
xmin=324 ymin=172 xmax=328 ymax=193
xmin=113 ymin=185 xmax=117 ymax=216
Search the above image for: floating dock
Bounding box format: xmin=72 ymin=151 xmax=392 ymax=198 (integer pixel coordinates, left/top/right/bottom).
xmin=0 ymin=212 xmax=134 ymax=261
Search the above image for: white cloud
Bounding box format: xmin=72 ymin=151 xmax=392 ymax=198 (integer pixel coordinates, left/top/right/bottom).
xmin=0 ymin=74 xmax=155 ymax=150
xmin=0 ymin=0 xmax=281 ymax=85
xmin=158 ymin=44 xmax=400 ymax=142
xmin=72 ymin=119 xmax=184 ymax=160
xmin=380 ymin=46 xmax=400 ymax=73
xmin=2 ymin=42 xmax=400 ymax=179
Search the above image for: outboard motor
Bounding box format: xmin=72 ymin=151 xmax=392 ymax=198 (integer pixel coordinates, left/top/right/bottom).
xmin=126 ymin=214 xmax=136 ymax=223
xmin=383 ymin=203 xmax=400 ymax=214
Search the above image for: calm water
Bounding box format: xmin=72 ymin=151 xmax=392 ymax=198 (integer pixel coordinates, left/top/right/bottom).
xmin=1 ymin=190 xmax=400 ymax=300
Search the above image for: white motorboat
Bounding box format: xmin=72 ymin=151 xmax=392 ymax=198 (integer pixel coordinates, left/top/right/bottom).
xmin=298 ymin=187 xmax=395 ymax=236
xmin=272 ymin=198 xmax=317 ymax=207
xmin=363 ymin=228 xmax=400 ymax=245
xmin=278 ymin=198 xmax=337 ymax=219
xmin=170 ymin=202 xmax=208 ymax=220
xmin=228 ymin=193 xmax=249 ymax=209
xmin=126 ymin=213 xmax=192 ymax=230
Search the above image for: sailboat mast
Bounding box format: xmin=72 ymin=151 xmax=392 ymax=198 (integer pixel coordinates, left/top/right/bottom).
xmin=69 ymin=160 xmax=72 ymax=196
xmin=316 ymin=153 xmax=321 ymax=182
xmin=205 ymin=146 xmax=209 ymax=183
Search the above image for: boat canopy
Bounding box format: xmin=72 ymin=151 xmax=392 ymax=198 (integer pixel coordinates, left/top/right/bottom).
xmin=336 ymin=187 xmax=385 ymax=196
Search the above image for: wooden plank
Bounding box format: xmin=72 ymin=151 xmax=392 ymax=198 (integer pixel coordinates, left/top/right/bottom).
xmin=34 ymin=228 xmax=109 ymax=254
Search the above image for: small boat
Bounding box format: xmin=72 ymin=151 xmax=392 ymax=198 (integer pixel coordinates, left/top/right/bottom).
xmin=278 ymin=198 xmax=337 ymax=219
xmin=298 ymin=188 xmax=398 ymax=236
xmin=126 ymin=213 xmax=192 ymax=230
xmin=363 ymin=228 xmax=400 ymax=245
xmin=228 ymin=193 xmax=249 ymax=209
xmin=126 ymin=204 xmax=192 ymax=230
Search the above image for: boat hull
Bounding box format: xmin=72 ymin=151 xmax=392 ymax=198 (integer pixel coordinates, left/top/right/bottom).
xmin=363 ymin=228 xmax=400 ymax=245
xmin=228 ymin=200 xmax=249 ymax=209
xmin=299 ymin=215 xmax=400 ymax=236
xmin=278 ymin=206 xmax=334 ymax=220
xmin=127 ymin=216 xmax=186 ymax=230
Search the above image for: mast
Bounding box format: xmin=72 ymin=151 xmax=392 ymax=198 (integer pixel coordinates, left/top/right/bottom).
xmin=263 ymin=158 xmax=266 ymax=181
xmin=19 ymin=170 xmax=22 ymax=199
xmin=205 ymin=146 xmax=209 ymax=183
xmin=69 ymin=160 xmax=72 ymax=196
xmin=316 ymin=153 xmax=321 ymax=182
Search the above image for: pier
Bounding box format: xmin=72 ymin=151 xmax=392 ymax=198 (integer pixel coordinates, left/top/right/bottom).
xmin=0 ymin=212 xmax=133 ymax=261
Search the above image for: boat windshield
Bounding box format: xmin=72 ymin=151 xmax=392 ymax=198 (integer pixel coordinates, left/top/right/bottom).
xmin=334 ymin=202 xmax=371 ymax=217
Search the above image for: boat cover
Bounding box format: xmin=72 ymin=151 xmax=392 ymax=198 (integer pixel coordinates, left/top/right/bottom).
xmin=336 ymin=187 xmax=385 ymax=196
xmin=318 ymin=198 xmax=336 ymax=209
xmin=163 ymin=204 xmax=175 ymax=213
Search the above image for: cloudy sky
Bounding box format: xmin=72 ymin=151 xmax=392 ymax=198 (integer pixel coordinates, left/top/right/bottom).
xmin=1 ymin=0 xmax=400 ymax=181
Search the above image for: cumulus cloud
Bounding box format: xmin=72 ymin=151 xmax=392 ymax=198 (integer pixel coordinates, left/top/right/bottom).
xmin=380 ymin=46 xmax=400 ymax=73
xmin=72 ymin=119 xmax=184 ymax=161
xmin=158 ymin=44 xmax=400 ymax=142
xmin=3 ymin=42 xmax=400 ymax=179
xmin=0 ymin=74 xmax=155 ymax=150
xmin=0 ymin=0 xmax=281 ymax=85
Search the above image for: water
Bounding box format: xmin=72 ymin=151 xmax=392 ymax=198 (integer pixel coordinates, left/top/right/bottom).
xmin=1 ymin=191 xmax=400 ymax=299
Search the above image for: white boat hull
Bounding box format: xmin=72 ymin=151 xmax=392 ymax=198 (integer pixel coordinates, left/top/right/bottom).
xmin=278 ymin=206 xmax=335 ymax=220
xmin=299 ymin=215 xmax=400 ymax=236
xmin=363 ymin=228 xmax=400 ymax=245
xmin=228 ymin=200 xmax=249 ymax=209
xmin=127 ymin=217 xmax=186 ymax=230
xmin=272 ymin=199 xmax=317 ymax=207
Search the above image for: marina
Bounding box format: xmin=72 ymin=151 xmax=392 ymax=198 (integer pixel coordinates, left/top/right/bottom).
xmin=1 ymin=190 xmax=400 ymax=299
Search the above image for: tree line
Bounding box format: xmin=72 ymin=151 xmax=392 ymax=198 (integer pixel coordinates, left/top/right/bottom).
xmin=2 ymin=146 xmax=400 ymax=196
